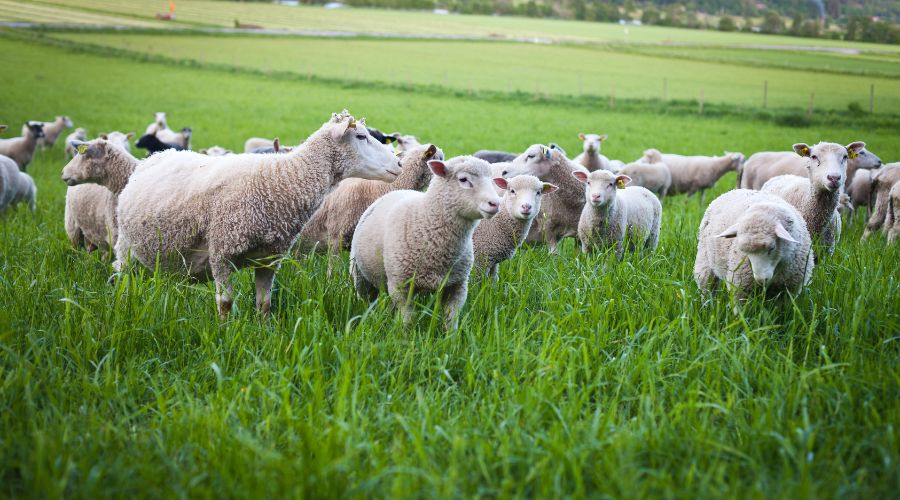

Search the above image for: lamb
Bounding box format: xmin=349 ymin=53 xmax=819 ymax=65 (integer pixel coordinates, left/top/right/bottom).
xmin=574 ymin=170 xmax=661 ymax=259
xmin=474 ymin=150 xmax=517 ymax=164
xmin=885 ymin=181 xmax=900 ymax=244
xmin=145 ymin=112 xmax=190 ymax=148
xmin=640 ymin=149 xmax=744 ymax=204
xmin=60 ymin=139 xmax=140 ymax=253
xmin=350 ymin=156 xmax=500 ymax=330
xmin=99 ymin=131 xmax=135 ymax=153
xmin=199 ymin=145 xmax=233 ymax=156
xmin=0 ymin=122 xmax=44 ymax=171
xmin=862 ymin=163 xmax=900 ymax=239
xmin=64 ymin=128 xmax=88 ymax=159
xmin=26 ymin=116 xmax=73 ymax=149
xmin=504 ymin=144 xmax=588 ymax=253
xmin=0 ymin=154 xmax=37 ymax=213
xmin=573 ymin=133 xmax=611 ymax=172
xmin=619 ymin=161 xmax=671 ymax=198
xmin=300 ymin=143 xmax=442 ymax=271
xmin=114 ymin=111 xmax=402 ymax=318
xmin=739 ymin=145 xmax=881 ymax=190
xmin=761 ymin=142 xmax=864 ymax=254
xmin=694 ymin=189 xmax=813 ymax=302
xmin=135 ymin=131 xmax=188 ymax=155
xmin=472 ymin=174 xmax=557 ymax=280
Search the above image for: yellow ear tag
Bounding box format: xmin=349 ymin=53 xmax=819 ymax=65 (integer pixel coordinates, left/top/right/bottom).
xmin=849 ymin=150 xmax=858 ymax=159
xmin=77 ymin=144 xmax=88 ymax=155
xmin=802 ymin=147 xmax=809 ymax=156
xmin=616 ymin=179 xmax=626 ymax=189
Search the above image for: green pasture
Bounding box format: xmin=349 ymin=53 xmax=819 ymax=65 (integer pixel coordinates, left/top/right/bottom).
xmin=1 ymin=33 xmax=899 ymax=498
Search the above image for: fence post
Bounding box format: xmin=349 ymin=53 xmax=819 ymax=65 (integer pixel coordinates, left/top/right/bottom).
xmin=663 ymin=78 xmax=668 ymax=101
xmin=610 ymin=85 xmax=616 ymax=109
xmin=870 ymin=84 xmax=874 ymax=113
xmin=578 ymin=73 xmax=583 ymax=96
xmin=807 ymin=92 xmax=815 ymax=117
xmin=699 ymin=89 xmax=704 ymax=114
xmin=763 ymin=80 xmax=768 ymax=109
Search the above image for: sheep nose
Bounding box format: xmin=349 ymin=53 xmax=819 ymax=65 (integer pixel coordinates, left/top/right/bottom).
xmin=827 ymin=175 xmax=841 ymax=184
xmin=488 ymin=200 xmax=499 ymax=209
xmin=521 ymin=203 xmax=532 ymax=212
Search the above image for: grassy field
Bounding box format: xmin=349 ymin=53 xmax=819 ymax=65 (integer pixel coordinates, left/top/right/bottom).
xmin=1 ymin=29 xmax=899 ymax=499
xmin=4 ymin=0 xmax=900 ymax=52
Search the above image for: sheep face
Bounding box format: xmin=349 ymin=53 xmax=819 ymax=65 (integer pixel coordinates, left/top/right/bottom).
xmin=726 ymin=152 xmax=745 ymax=170
xmin=60 ymin=116 xmax=74 ymax=128
xmin=430 ymin=157 xmax=500 ymax=220
xmin=578 ymin=133 xmax=607 ymax=154
xmin=332 ymin=118 xmax=402 ymax=182
xmin=850 ymin=145 xmax=882 ymax=170
xmin=495 ymin=174 xmax=557 ymax=220
xmin=101 ymin=131 xmax=135 ymax=152
xmin=25 ymin=122 xmax=44 ymax=139
xmin=506 ymin=144 xmax=559 ymax=179
xmin=717 ymin=208 xmax=800 ymax=284
xmin=399 ymin=144 xmax=443 ymax=186
xmin=794 ymin=142 xmax=851 ymax=192
xmin=573 ymin=170 xmax=631 ymax=208
xmin=61 ymin=139 xmax=112 ymax=186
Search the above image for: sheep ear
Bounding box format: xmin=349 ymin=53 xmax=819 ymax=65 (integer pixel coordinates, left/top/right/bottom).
xmin=99 ymin=133 xmax=109 ymax=140
xmin=71 ymin=140 xmax=89 ymax=155
xmin=126 ymin=132 xmax=135 ymax=140
xmin=493 ymin=177 xmax=508 ymax=190
xmin=572 ymin=171 xmax=588 ymax=183
xmin=540 ymin=145 xmax=552 ymax=160
xmin=775 ymin=222 xmax=798 ymax=243
xmin=716 ymin=224 xmax=739 ymax=239
xmin=542 ymin=182 xmax=559 ymax=194
xmin=273 ymin=138 xmax=281 ymax=152
xmin=331 ymin=118 xmax=353 ymax=141
xmin=599 ymin=134 xmax=608 ymax=142
xmin=793 ymin=143 xmax=811 ymax=157
xmin=615 ymin=175 xmax=632 ymax=188
xmin=428 ymin=160 xmax=448 ymax=178
xmin=424 ymin=144 xmax=437 ymax=159
xmin=578 ymin=133 xmax=585 ymax=141
xmin=846 ymin=141 xmax=865 ymax=159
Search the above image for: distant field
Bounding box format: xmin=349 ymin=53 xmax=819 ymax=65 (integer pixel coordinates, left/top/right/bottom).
xmin=5 ymin=0 xmax=900 ymax=53
xmin=51 ymin=32 xmax=900 ymax=112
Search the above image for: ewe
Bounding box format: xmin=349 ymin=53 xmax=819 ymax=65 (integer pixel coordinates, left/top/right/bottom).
xmin=0 ymin=122 xmax=44 ymax=171
xmin=740 ymin=144 xmax=881 ymax=190
xmin=640 ymin=148 xmax=744 ymax=204
xmin=573 ymin=133 xmax=612 ymax=172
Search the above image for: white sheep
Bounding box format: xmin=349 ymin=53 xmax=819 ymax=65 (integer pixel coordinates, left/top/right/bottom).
xmin=115 ymin=111 xmax=402 ymax=318
xmin=61 ymin=139 xmax=140 ymax=253
xmin=574 ymin=170 xmax=661 ymax=259
xmin=392 ymin=134 xmax=421 ymax=152
xmin=99 ymin=131 xmax=135 ymax=153
xmin=0 ymin=122 xmax=44 ymax=171
xmin=739 ymin=145 xmax=881 ymax=190
xmin=244 ymin=137 xmax=275 ymax=153
xmin=472 ymin=174 xmax=558 ymax=280
xmin=0 ymin=154 xmax=36 ymax=213
xmin=350 ymin=156 xmax=501 ymax=330
xmin=640 ymin=149 xmax=744 ymax=204
xmin=25 ymin=115 xmax=73 ymax=149
xmin=146 ymin=112 xmax=190 ymax=148
xmin=144 ymin=112 xmax=167 ymax=135
xmin=573 ymin=133 xmax=612 ymax=172
xmin=619 ymin=161 xmax=672 ymax=198
xmin=886 ymin=181 xmax=900 ymax=244
xmin=64 ymin=128 xmax=88 ymax=159
xmin=199 ymin=145 xmax=234 ymax=156
xmin=863 ymin=163 xmax=900 ymax=239
xmin=761 ymin=142 xmax=864 ymax=254
xmin=694 ymin=189 xmax=813 ymax=302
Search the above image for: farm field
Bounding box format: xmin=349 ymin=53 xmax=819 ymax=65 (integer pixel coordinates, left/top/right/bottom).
xmin=2 ymin=19 xmax=900 ymax=500
xmin=44 ymin=31 xmax=900 ymax=112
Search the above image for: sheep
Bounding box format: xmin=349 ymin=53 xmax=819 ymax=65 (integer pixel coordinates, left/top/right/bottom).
xmin=144 ymin=111 xmax=189 ymax=148
xmin=739 ymin=145 xmax=881 ymax=190
xmin=619 ymin=161 xmax=671 ymax=198
xmin=573 ymin=133 xmax=612 ymax=172
xmin=862 ymin=163 xmax=900 ymax=239
xmin=64 ymin=128 xmax=88 ymax=159
xmin=504 ymin=144 xmax=588 ymax=253
xmin=144 ymin=112 xmax=167 ymax=135
xmin=250 ymin=138 xmax=295 ymax=154
xmin=135 ymin=131 xmax=188 ymax=155
xmin=99 ymin=131 xmax=135 ymax=153
xmin=761 ymin=142 xmax=864 ymax=254
xmin=392 ymin=134 xmax=421 ymax=152
xmin=300 ymin=143 xmax=442 ymax=274
xmin=848 ymin=169 xmax=874 ymax=210
xmin=608 ymin=159 xmax=625 ymax=173
xmin=244 ymin=137 xmax=275 ymax=153
xmin=886 ymin=181 xmax=900 ymax=244
xmin=26 ymin=115 xmax=73 ymax=149
xmin=0 ymin=122 xmax=44 ymax=171
xmin=60 ymin=139 xmax=140 ymax=253
xmin=472 ymin=174 xmax=557 ymax=280
xmin=199 ymin=145 xmax=233 ymax=156
xmin=574 ymin=170 xmax=661 ymax=259
xmin=694 ymin=189 xmax=813 ymax=303
xmin=114 ymin=111 xmax=402 ymax=318
xmin=640 ymin=149 xmax=744 ymax=204
xmin=0 ymin=154 xmax=37 ymax=213
xmin=350 ymin=156 xmax=501 ymax=330
xmin=474 ymin=150 xmax=517 ymax=164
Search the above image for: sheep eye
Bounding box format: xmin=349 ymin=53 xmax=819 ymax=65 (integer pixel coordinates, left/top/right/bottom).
xmin=459 ymin=177 xmax=468 ymax=183
xmin=501 ymin=170 xmax=508 ymax=176
xmin=811 ymin=155 xmax=818 ymax=161
xmin=843 ymin=155 xmax=848 ymax=161
xmin=860 ymin=151 xmax=866 ymax=155
xmin=355 ymin=134 xmax=366 ymax=140
xmin=510 ymin=189 xmax=515 ymax=194
xmin=527 ymin=154 xmax=535 ymax=160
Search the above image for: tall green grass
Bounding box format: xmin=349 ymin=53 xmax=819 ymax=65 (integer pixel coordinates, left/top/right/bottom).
xmin=1 ymin=36 xmax=898 ymax=497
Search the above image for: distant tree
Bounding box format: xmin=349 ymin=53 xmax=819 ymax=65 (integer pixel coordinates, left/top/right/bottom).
xmin=641 ymin=7 xmax=661 ymax=25
xmin=761 ymin=11 xmax=784 ymax=33
xmin=798 ymin=19 xmax=820 ymax=37
xmin=623 ymin=0 xmax=636 ymax=15
xmin=718 ymin=15 xmax=737 ymax=31
xmin=788 ymin=12 xmax=804 ymax=35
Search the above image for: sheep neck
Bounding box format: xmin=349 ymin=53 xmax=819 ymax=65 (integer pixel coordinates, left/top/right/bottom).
xmin=390 ymin=158 xmax=429 ymax=192
xmin=494 ymin=208 xmax=534 ymax=245
xmin=103 ymin=151 xmax=140 ymax=195
xmin=580 ymin=151 xmax=602 ymax=171
xmin=805 ymin=184 xmax=840 ymax=234
xmin=550 ymin=162 xmax=587 ymax=209
xmin=701 ymin=157 xmax=736 ymax=183
xmin=423 ymin=184 xmax=480 ymax=238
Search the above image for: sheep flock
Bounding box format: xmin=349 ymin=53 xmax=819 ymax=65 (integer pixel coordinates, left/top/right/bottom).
xmin=1 ymin=110 xmax=896 ymax=326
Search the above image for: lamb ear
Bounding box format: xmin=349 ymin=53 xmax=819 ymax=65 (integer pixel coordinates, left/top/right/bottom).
xmin=424 ymin=144 xmax=437 ymax=159
xmin=793 ymin=143 xmax=811 ymax=157
xmin=716 ymin=224 xmax=739 ymax=239
xmin=493 ymin=177 xmax=508 ymax=190
xmin=542 ymin=182 xmax=559 ymax=194
xmin=428 ymin=160 xmax=448 ymax=178
xmin=578 ymin=133 xmax=585 ymax=141
xmin=330 ymin=117 xmax=354 ymax=141
xmin=615 ymin=175 xmax=632 ymax=188
xmin=572 ymin=171 xmax=589 ymax=183
xmin=774 ymin=222 xmax=799 ymax=243
xmin=846 ymin=141 xmax=865 ymax=159
xmin=599 ymin=134 xmax=608 ymax=142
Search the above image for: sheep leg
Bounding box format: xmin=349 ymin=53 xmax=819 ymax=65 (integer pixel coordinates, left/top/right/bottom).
xmin=387 ymin=279 xmax=414 ymax=326
xmin=441 ymin=281 xmax=468 ymax=331
xmin=699 ymin=190 xmax=706 ymax=206
xmin=210 ymin=256 xmax=234 ymax=319
xmin=255 ymin=266 xmax=276 ymax=316
xmin=489 ymin=264 xmax=499 ymax=284
xmin=547 ymin=235 xmax=559 ymax=255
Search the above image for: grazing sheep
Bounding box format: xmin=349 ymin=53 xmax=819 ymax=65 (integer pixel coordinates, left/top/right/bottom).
xmin=136 ymin=132 xmax=188 ymax=155
xmin=472 ymin=174 xmax=557 ymax=280
xmin=886 ymin=181 xmax=900 ymax=244
xmin=574 ymin=170 xmax=661 ymax=259
xmin=619 ymin=161 xmax=672 ymax=198
xmin=115 ymin=111 xmax=402 ymax=318
xmin=694 ymin=189 xmax=813 ymax=302
xmin=0 ymin=154 xmax=37 ymax=213
xmin=64 ymin=128 xmax=88 ymax=159
xmin=641 ymin=149 xmax=744 ymax=204
xmin=26 ymin=116 xmax=73 ymax=149
xmin=61 ymin=139 xmax=139 ymax=253
xmin=848 ymin=169 xmax=874 ymax=210
xmin=300 ymin=144 xmax=442 ymax=272
xmin=739 ymin=145 xmax=881 ymax=190
xmin=0 ymin=122 xmax=44 ymax=171
xmin=350 ymin=156 xmax=501 ymax=330
xmin=99 ymin=131 xmax=135 ymax=153
xmin=505 ymin=144 xmax=587 ymax=253
xmin=474 ymin=150 xmax=517 ymax=164
xmin=761 ymin=142 xmax=864 ymax=254
xmin=199 ymin=145 xmax=233 ymax=156
xmin=573 ymin=133 xmax=612 ymax=172
xmin=863 ymin=163 xmax=900 ymax=239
